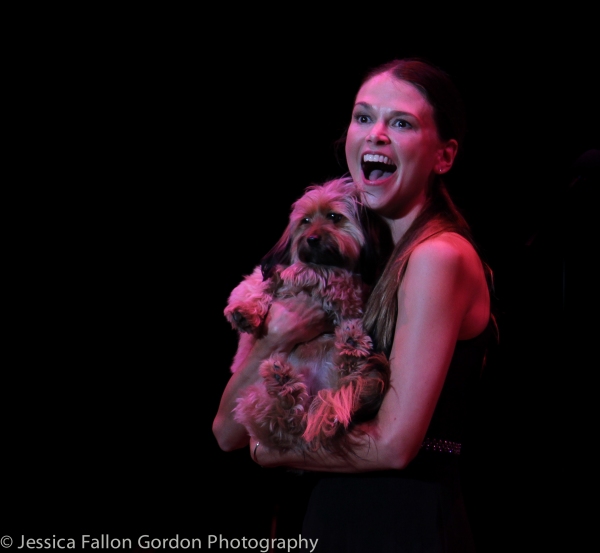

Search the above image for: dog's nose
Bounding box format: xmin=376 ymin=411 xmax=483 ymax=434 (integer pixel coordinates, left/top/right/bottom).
xmin=307 ymin=235 xmax=320 ymax=247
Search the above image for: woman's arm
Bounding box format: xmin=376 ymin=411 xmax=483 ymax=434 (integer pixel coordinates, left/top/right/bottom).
xmin=212 ymin=332 xmax=277 ymax=452
xmin=249 ymin=234 xmax=490 ymax=472
xmin=212 ymin=292 xmax=333 ymax=452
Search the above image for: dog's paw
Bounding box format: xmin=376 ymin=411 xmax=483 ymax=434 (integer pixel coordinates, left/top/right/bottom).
xmin=224 ymin=294 xmax=272 ymax=333
xmin=259 ymin=357 xmax=309 ymax=406
xmin=233 ymin=357 xmax=311 ymax=451
xmin=334 ymin=318 xmax=373 ymax=359
xmin=224 ymin=305 xmax=263 ymax=333
xmin=224 ymin=266 xmax=274 ymax=333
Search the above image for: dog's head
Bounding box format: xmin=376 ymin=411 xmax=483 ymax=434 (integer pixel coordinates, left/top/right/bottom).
xmin=260 ymin=177 xmax=393 ymax=286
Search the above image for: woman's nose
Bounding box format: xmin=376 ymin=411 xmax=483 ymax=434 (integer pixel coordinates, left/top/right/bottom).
xmin=367 ymin=128 xmax=390 ymax=145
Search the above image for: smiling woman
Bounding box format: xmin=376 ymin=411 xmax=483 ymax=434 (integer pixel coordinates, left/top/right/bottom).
xmin=213 ymin=57 xmax=498 ymax=553
xmin=345 ymin=65 xmax=464 ymax=229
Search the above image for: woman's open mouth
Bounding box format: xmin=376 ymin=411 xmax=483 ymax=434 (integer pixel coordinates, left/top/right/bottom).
xmin=362 ymin=153 xmax=397 ymax=182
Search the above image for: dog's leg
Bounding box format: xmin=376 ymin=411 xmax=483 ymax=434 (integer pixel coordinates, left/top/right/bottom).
xmin=234 ymin=355 xmax=311 ymax=452
xmin=333 ymin=318 xmax=375 ymax=361
xmin=302 ymin=320 xmax=390 ymax=450
xmin=344 ymin=352 xmax=390 ymax=423
xmin=302 ymin=352 xmax=389 ymax=450
xmin=258 ymin=356 xmax=310 ymax=450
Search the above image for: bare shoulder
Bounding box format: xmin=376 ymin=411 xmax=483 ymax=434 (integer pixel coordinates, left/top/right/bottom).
xmin=408 ymin=232 xmax=490 ymax=338
xmin=409 ymin=232 xmax=481 ymax=276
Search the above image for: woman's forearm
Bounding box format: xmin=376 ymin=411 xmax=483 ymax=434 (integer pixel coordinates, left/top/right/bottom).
xmin=250 ymin=419 xmax=400 ymax=473
xmin=212 ymin=333 xmax=279 ymax=451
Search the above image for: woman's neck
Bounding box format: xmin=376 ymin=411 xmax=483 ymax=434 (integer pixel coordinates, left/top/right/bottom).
xmin=384 ymin=202 xmax=425 ymax=244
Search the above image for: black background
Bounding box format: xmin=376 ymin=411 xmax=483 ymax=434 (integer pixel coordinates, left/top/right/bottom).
xmin=5 ymin=13 xmax=599 ymax=553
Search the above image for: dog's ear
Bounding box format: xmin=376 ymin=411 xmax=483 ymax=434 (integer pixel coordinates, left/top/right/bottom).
xmin=356 ymin=206 xmax=394 ymax=286
xmin=260 ymin=227 xmax=293 ymax=280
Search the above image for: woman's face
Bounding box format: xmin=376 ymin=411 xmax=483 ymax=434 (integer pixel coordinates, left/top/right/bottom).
xmin=345 ymin=71 xmax=454 ymax=219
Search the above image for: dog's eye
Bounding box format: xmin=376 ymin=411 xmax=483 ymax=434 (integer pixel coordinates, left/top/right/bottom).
xmin=300 ymin=217 xmax=311 ymax=225
xmin=326 ymin=213 xmax=343 ymax=224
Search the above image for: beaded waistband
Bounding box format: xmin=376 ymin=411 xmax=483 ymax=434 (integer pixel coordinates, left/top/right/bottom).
xmin=421 ymin=438 xmax=461 ymax=455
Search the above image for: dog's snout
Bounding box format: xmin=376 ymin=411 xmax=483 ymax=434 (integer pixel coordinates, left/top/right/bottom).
xmin=307 ymin=235 xmax=321 ymax=247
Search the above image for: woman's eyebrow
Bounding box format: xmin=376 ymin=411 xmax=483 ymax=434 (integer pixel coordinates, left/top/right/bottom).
xmin=353 ymin=102 xmax=414 ymax=119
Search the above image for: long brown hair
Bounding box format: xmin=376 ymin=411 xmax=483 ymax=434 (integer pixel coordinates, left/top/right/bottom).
xmin=357 ymin=58 xmax=496 ymax=355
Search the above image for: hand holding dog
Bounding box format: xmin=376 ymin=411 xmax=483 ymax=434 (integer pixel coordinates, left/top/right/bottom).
xmin=262 ymin=292 xmax=335 ymax=350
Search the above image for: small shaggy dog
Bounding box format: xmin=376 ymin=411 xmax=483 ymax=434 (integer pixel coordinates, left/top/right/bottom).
xmin=224 ymin=177 xmax=393 ymax=454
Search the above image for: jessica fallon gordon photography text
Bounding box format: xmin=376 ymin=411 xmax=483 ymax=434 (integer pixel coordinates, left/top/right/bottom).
xmin=10 ymin=534 xmax=319 ymax=552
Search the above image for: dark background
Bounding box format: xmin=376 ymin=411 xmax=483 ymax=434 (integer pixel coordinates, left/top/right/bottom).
xmin=5 ymin=16 xmax=598 ymax=553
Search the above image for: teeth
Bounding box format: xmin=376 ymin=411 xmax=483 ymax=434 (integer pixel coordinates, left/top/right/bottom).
xmin=363 ymin=153 xmax=393 ymax=165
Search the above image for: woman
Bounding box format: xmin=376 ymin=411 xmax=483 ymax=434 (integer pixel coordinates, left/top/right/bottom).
xmin=213 ymin=58 xmax=497 ymax=552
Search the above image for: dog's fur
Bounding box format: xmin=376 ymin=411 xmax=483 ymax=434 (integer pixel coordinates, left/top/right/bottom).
xmin=224 ymin=177 xmax=393 ymax=455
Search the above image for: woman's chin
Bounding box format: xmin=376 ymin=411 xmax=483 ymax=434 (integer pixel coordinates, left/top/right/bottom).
xmin=360 ymin=186 xmax=387 ymax=212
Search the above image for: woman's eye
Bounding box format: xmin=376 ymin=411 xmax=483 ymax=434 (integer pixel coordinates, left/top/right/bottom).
xmin=327 ymin=213 xmax=343 ymax=223
xmin=392 ymin=118 xmax=412 ymax=129
xmin=353 ymin=112 xmax=372 ymax=124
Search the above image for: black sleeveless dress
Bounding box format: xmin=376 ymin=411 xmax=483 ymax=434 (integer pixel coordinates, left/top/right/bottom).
xmin=294 ymin=321 xmax=494 ymax=553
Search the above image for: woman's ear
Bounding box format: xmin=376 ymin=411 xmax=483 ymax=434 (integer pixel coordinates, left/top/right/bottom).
xmin=435 ymin=139 xmax=459 ymax=174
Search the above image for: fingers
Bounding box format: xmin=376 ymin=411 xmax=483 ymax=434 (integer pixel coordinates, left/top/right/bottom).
xmin=265 ymin=296 xmax=331 ymax=343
